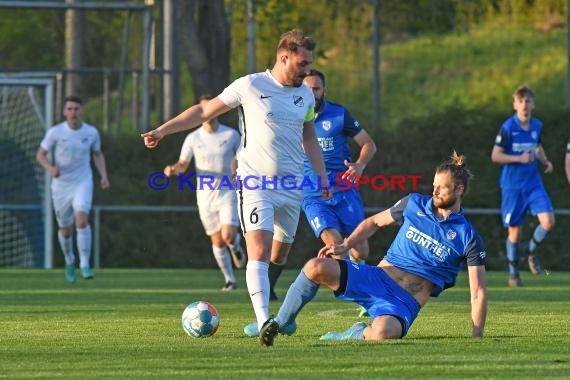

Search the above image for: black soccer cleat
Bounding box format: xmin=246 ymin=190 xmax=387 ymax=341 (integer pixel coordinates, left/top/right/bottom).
xmin=259 ymin=318 xmax=279 ymax=347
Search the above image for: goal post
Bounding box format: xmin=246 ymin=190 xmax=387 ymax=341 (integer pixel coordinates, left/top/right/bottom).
xmin=0 ymin=78 xmax=54 ymax=268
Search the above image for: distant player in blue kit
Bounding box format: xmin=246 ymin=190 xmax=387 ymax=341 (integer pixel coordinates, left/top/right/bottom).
xmin=491 ymin=85 xmax=554 ymax=288
xmin=259 ymin=152 xmax=487 ymax=345
xmin=266 ymin=69 xmax=376 ymax=302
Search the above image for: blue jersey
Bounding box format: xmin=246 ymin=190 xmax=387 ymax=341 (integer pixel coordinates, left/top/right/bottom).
xmin=302 ymin=100 xmax=362 ymax=198
xmin=384 ymin=193 xmax=486 ymax=297
xmin=494 ymin=114 xmax=544 ymax=189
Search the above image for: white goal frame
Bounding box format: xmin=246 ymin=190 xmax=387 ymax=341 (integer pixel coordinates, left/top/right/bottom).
xmin=0 ymin=78 xmax=54 ymax=268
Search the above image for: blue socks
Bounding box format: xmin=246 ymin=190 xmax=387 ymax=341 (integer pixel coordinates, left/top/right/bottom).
xmin=528 ymin=225 xmax=550 ymax=253
xmin=506 ymin=239 xmax=520 ymax=275
xmin=275 ymin=270 xmax=319 ymax=327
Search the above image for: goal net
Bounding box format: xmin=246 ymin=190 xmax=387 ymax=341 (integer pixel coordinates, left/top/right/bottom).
xmin=0 ymin=78 xmax=54 ymax=268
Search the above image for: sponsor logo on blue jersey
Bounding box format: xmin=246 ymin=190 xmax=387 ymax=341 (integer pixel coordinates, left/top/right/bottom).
xmin=405 ymin=225 xmax=451 ymax=262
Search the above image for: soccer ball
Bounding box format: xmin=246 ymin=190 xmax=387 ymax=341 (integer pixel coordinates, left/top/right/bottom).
xmin=181 ymin=301 xmax=220 ymax=338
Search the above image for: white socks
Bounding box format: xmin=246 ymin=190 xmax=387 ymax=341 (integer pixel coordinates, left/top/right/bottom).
xmin=212 ymin=245 xmax=235 ymax=283
xmin=76 ymin=225 xmax=91 ymax=269
xmin=246 ymin=260 xmax=270 ymax=327
xmin=57 ymin=230 xmax=74 ymax=265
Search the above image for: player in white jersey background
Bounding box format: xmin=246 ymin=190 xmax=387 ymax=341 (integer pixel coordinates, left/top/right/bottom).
xmin=36 ymin=96 xmax=110 ymax=283
xmin=142 ymin=29 xmax=332 ymax=340
xmin=162 ymin=95 xmax=246 ymax=291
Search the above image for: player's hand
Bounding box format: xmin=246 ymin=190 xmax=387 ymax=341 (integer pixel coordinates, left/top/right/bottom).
xmin=318 ymin=176 xmax=332 ymax=200
xmin=543 ymin=160 xmax=553 ymax=174
xmin=341 ymin=160 xmax=365 ymax=182
xmin=49 ymin=166 xmax=60 ymax=178
xmin=320 ymin=188 xmax=333 ymax=200
xmin=141 ymin=129 xmax=164 ymax=148
xmin=317 ymin=243 xmax=348 ymax=258
xmin=164 ymin=165 xmax=176 ymax=177
xmin=519 ymin=151 xmax=533 ymax=164
xmin=100 ymin=177 xmax=110 ymax=190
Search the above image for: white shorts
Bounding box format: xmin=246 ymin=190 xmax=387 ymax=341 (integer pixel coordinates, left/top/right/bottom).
xmin=197 ymin=188 xmax=239 ymax=236
xmin=51 ymin=179 xmax=93 ymax=227
xmin=237 ymin=186 xmax=302 ymax=244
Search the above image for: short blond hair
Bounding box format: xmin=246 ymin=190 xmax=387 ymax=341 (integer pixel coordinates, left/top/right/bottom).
xmin=513 ymin=85 xmax=535 ymax=100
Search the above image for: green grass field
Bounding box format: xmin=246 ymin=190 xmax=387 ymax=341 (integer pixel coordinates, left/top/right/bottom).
xmin=1 ymin=269 xmax=569 ymax=379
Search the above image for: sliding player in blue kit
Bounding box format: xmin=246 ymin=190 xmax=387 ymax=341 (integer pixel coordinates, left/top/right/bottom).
xmin=259 ymin=151 xmax=487 ymax=346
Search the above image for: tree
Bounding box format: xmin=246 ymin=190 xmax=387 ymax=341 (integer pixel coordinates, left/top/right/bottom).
xmin=176 ymin=0 xmax=231 ymax=102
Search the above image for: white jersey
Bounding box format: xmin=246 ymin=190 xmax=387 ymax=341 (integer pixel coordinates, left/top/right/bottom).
xmin=179 ymin=124 xmax=240 ymax=179
xmin=40 ymin=122 xmax=101 ymax=184
xmin=218 ymin=69 xmax=315 ymax=179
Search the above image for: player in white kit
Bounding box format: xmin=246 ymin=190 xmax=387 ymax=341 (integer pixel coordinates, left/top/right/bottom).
xmin=36 ymin=96 xmax=110 ymax=283
xmin=163 ymin=95 xmax=246 ymax=291
xmin=142 ymin=30 xmax=332 ymax=338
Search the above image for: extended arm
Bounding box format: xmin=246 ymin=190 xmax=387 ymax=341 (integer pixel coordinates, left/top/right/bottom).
xmin=141 ymin=98 xmax=231 ymax=148
xmin=164 ymin=160 xmax=190 ymax=177
xmin=468 ymin=265 xmax=487 ymax=338
xmin=92 ymin=150 xmax=110 ymax=189
xmin=319 ymin=208 xmax=395 ymax=257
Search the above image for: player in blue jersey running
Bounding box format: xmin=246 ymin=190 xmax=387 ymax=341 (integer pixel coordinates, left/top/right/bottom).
xmin=491 ymin=85 xmax=555 ymax=288
xmin=259 ymin=152 xmax=487 ymax=345
xmin=266 ymin=69 xmax=377 ymax=303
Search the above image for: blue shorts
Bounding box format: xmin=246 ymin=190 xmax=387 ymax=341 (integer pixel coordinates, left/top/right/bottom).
xmin=501 ymin=183 xmax=553 ymax=227
xmin=302 ymin=188 xmax=365 ymax=238
xmin=334 ymin=260 xmax=421 ymax=337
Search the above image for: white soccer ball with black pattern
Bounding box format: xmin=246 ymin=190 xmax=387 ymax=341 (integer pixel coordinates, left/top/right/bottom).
xmin=181 ymin=301 xmax=220 ymax=338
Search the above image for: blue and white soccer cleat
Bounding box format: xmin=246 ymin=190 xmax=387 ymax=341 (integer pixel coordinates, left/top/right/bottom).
xmin=243 ymin=322 xmax=259 ymax=337
xmin=65 ymin=263 xmax=76 ymax=284
xmin=319 ymin=322 xmax=367 ymax=340
xmin=80 ymin=267 xmax=94 ymax=280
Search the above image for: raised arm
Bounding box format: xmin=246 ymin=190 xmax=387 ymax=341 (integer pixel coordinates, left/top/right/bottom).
xmin=164 ymin=160 xmax=190 ymax=177
xmin=141 ymin=97 xmax=231 ymax=148
xmin=343 ymin=130 xmax=377 ymax=181
xmin=467 ymin=265 xmax=487 ymax=338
